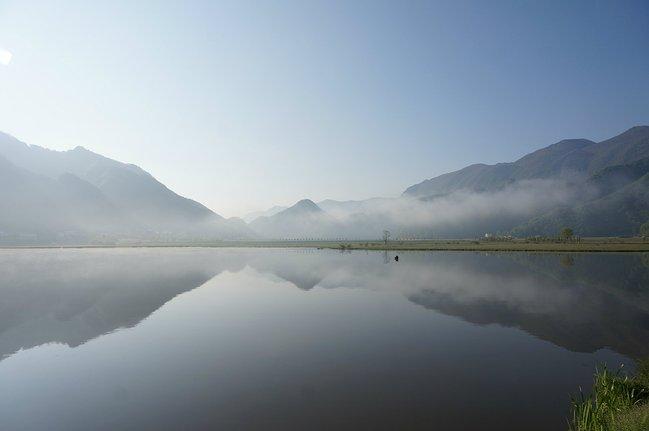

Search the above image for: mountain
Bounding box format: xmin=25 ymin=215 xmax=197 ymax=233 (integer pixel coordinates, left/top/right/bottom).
xmin=242 ymin=205 xmax=288 ymax=223
xmin=249 ymin=199 xmax=344 ymax=238
xmin=404 ymin=126 xmax=649 ymax=198
xmin=514 ymin=173 xmax=649 ymax=237
xmin=0 ymin=154 xmax=133 ymax=242
xmin=399 ymin=126 xmax=649 ymax=237
xmin=317 ymin=197 xmax=394 ymax=218
xmin=586 ymin=156 xmax=649 ymax=197
xmin=262 ymin=126 xmax=649 ymax=239
xmin=5 ymin=125 xmax=648 ymax=242
xmin=0 ymin=132 xmax=253 ymax=243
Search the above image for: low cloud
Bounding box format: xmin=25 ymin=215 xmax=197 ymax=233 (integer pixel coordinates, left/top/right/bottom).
xmin=333 ymin=179 xmax=593 ymax=238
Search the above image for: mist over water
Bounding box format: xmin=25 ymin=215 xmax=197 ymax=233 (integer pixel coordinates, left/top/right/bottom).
xmin=0 ymin=248 xmax=647 ymax=430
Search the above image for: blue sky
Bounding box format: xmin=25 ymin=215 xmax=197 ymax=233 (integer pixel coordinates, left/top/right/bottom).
xmin=1 ymin=0 xmax=648 ymax=217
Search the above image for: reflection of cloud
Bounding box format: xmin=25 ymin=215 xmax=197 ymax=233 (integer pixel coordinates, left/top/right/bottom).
xmin=1 ymin=248 xmax=649 ymax=361
xmin=246 ymin=250 xmax=649 ymax=357
xmin=0 ymin=49 xmax=12 ymax=66
xmin=318 ymin=254 xmax=578 ymax=314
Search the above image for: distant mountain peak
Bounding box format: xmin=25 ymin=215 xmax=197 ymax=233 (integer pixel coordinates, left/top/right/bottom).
xmin=294 ymin=199 xmax=319 ymax=208
xmin=248 ymin=198 xmax=338 ymax=239
xmin=284 ymin=199 xmax=323 ymax=215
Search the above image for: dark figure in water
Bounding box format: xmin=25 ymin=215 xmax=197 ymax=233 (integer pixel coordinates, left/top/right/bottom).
xmin=394 ymin=255 xmax=399 ymax=262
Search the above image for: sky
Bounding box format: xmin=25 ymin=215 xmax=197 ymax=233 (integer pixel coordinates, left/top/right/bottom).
xmin=0 ymin=0 xmax=648 ymax=217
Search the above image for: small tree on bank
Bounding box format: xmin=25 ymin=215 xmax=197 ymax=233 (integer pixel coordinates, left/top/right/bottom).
xmin=560 ymin=227 xmax=574 ymax=242
xmin=640 ymin=220 xmax=649 ymax=238
xmin=382 ymin=230 xmax=391 ymax=245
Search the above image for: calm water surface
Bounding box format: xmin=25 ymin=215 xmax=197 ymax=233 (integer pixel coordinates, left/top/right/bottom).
xmin=1 ymin=248 xmax=648 ymax=430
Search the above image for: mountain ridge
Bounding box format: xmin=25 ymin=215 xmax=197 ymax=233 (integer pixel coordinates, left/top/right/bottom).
xmin=2 ymin=126 xmax=648 ymax=243
xmin=0 ymin=132 xmax=253 ymax=243
xmin=404 ymin=126 xmax=649 ymax=198
xmin=250 ymin=126 xmax=649 ymax=239
xmin=250 ymin=199 xmax=343 ymax=238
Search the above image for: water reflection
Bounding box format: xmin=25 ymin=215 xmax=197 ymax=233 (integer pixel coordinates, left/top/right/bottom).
xmin=0 ymin=248 xmax=648 ymax=430
xmin=0 ymin=249 xmax=244 ymax=359
xmin=1 ymin=249 xmax=648 ymax=360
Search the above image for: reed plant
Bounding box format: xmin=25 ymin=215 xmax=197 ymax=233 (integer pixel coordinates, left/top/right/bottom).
xmin=570 ymin=361 xmax=649 ymax=431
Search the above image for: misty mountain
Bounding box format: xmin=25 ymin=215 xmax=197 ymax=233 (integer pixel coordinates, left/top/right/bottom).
xmin=4 ymin=125 xmax=648 ymax=243
xmin=0 ymin=154 xmax=132 ymax=240
xmin=253 ymin=126 xmax=649 ymax=239
xmin=404 ymin=126 xmax=649 ymax=197
xmin=398 ymin=126 xmax=649 ymax=237
xmin=242 ymin=205 xmax=288 ymax=223
xmin=586 ymin=156 xmax=649 ymax=198
xmin=514 ymin=173 xmax=649 ymax=237
xmin=0 ymin=132 xmax=253 ymax=243
xmin=317 ymin=197 xmax=395 ymax=218
xmin=250 ymin=199 xmax=344 ymax=238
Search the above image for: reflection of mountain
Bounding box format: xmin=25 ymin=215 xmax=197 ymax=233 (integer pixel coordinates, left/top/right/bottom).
xmin=0 ymin=249 xmax=246 ymax=360
xmin=252 ymin=250 xmax=649 ymax=358
xmin=409 ymin=276 xmax=649 ymax=358
xmin=246 ymin=251 xmax=331 ymax=290
xmin=2 ymin=249 xmax=648 ymax=362
xmin=407 ymin=253 xmax=649 ymax=358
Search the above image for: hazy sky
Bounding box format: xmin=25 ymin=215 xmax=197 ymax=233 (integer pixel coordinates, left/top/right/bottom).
xmin=1 ymin=0 xmax=648 ymax=217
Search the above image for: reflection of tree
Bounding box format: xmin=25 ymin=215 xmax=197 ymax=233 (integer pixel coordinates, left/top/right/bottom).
xmin=382 ymin=230 xmax=390 ymax=244
xmin=560 ymin=255 xmax=575 ymax=267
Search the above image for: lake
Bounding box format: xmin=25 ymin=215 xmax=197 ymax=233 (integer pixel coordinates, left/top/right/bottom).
xmin=1 ymin=248 xmax=648 ymax=430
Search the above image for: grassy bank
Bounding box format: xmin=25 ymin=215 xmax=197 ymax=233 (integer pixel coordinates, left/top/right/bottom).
xmin=570 ymin=360 xmax=649 ymax=431
xmin=2 ymin=237 xmax=649 ymax=252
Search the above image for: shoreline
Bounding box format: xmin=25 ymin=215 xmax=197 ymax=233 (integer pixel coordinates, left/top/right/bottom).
xmin=2 ymin=238 xmax=648 ymax=253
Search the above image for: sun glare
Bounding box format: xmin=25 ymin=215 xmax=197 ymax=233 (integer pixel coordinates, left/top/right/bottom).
xmin=0 ymin=49 xmax=13 ymax=66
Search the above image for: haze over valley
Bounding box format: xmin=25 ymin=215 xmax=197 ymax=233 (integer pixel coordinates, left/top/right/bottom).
xmin=1 ymin=126 xmax=648 ymax=244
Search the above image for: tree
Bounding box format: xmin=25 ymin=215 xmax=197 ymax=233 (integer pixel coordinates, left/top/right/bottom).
xmin=641 ymin=220 xmax=649 ymax=238
xmin=382 ymin=230 xmax=391 ymax=245
xmin=560 ymin=227 xmax=574 ymax=241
